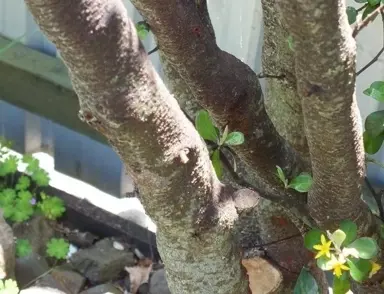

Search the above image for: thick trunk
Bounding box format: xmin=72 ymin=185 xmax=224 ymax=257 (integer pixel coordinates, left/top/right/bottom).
xmin=261 ymin=0 xmax=309 ymax=164
xmin=23 ymin=1 xmax=248 ymax=293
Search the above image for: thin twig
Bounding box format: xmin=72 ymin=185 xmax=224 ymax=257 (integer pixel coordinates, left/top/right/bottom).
xmin=357 ymin=4 xmax=368 ymax=12
xmin=353 ymin=4 xmax=384 ymax=38
xmin=357 ymin=11 xmax=384 ymax=76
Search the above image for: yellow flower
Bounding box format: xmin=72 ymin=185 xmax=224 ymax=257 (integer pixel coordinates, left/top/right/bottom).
xmin=313 ymin=234 xmax=332 ymax=259
xmin=369 ymin=261 xmax=381 ymax=278
xmin=330 ymin=258 xmax=350 ymax=278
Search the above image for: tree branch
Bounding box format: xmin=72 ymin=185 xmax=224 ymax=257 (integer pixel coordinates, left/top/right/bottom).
xmin=353 ymin=4 xmax=384 ymax=38
xmin=356 ymin=11 xmax=384 ymax=76
xmin=24 ymin=1 xmax=248 ymax=292
xmin=278 ymin=0 xmax=372 ymax=228
xmin=130 ymin=0 xmax=310 ymax=212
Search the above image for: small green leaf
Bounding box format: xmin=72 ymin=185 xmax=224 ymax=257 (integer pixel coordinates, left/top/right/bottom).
xmin=211 ymin=150 xmax=223 ymax=179
xmin=288 ymin=172 xmax=313 ymax=193
xmin=339 ymin=220 xmax=357 ymax=246
xmin=195 ymin=110 xmax=219 ymax=143
xmin=347 ymin=237 xmax=378 ymax=259
xmin=363 ymin=4 xmax=379 ymax=20
xmin=0 ymin=155 xmax=18 ymax=176
xmin=368 ymin=0 xmax=380 ymax=6
xmin=365 ymin=110 xmax=384 ymax=137
xmin=16 ymin=239 xmax=32 ymax=258
xmin=293 ymin=267 xmax=319 ymax=294
xmin=346 ymin=6 xmax=358 ymax=24
xmin=363 ymin=131 xmax=384 ymax=154
xmin=219 ymin=125 xmax=229 ymax=146
xmin=46 ymin=238 xmax=70 ymax=260
xmin=333 ymin=272 xmax=351 ymax=294
xmin=304 ymin=229 xmax=323 ymax=252
xmin=31 ymin=168 xmax=50 ymax=187
xmin=135 ymin=21 xmax=150 ymax=40
xmin=331 ymin=229 xmax=346 ymax=248
xmin=23 ymin=154 xmax=40 ymax=173
xmin=347 ymin=258 xmax=372 ymax=282
xmin=287 ymin=35 xmax=295 ymax=51
xmin=224 ymin=132 xmax=245 ymax=146
xmin=316 ymin=255 xmax=333 ymax=271
xmin=276 ymin=166 xmax=288 ymax=187
xmin=15 ymin=175 xmax=31 ymax=191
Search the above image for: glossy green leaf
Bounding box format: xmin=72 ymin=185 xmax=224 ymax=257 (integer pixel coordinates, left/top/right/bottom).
xmin=293 ymin=268 xmax=319 ymax=294
xmin=288 ymin=172 xmax=313 ymax=193
xmin=276 ymin=166 xmax=288 ymax=187
xmin=211 ymin=150 xmax=223 ymax=179
xmin=339 ymin=220 xmax=357 ymax=246
xmin=347 ymin=237 xmax=378 ymax=259
xmin=225 ymin=132 xmax=245 ymax=146
xmin=333 ymin=272 xmax=351 ymax=294
xmin=195 ymin=110 xmax=219 ymax=143
xmin=363 ymin=131 xmax=384 ymax=154
xmin=363 ymin=4 xmax=379 ymax=20
xmin=368 ymin=0 xmax=380 ymax=5
xmin=363 ymin=81 xmax=384 ymax=102
xmin=365 ymin=110 xmax=384 ymax=137
xmin=331 ymin=229 xmax=346 ymax=248
xmin=347 ymin=258 xmax=371 ymax=282
xmin=304 ymin=229 xmax=323 ymax=252
xmin=317 ymin=255 xmax=333 ymax=271
xmin=346 ymin=7 xmax=358 ymax=24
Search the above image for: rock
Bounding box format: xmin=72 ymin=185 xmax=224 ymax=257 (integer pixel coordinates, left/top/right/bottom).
xmin=37 ymin=264 xmax=86 ymax=294
xmin=15 ymin=253 xmax=50 ymax=288
xmin=13 ymin=216 xmax=57 ymax=256
xmin=149 ymin=269 xmax=171 ymax=294
xmin=80 ymin=283 xmax=123 ymax=294
xmin=66 ymin=230 xmax=98 ymax=249
xmin=0 ymin=212 xmax=15 ymax=279
xmin=20 ymin=286 xmax=66 ymax=294
xmin=70 ymin=238 xmax=135 ymax=284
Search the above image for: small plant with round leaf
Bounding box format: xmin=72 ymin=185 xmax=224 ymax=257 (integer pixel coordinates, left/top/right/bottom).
xmin=298 ymin=220 xmax=381 ymax=293
xmin=38 ymin=192 xmax=66 ymax=220
xmin=46 ymin=238 xmax=70 ymax=260
xmin=275 ymin=166 xmax=313 ymax=193
xmin=195 ymin=110 xmax=245 ymax=179
xmin=0 ymin=279 xmax=19 ymax=294
xmin=16 ymin=239 xmax=32 ymax=258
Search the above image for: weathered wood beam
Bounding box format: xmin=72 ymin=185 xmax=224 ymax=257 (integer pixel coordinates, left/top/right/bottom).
xmin=0 ymin=35 xmax=107 ymax=145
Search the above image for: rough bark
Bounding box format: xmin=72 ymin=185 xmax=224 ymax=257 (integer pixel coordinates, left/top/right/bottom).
xmin=278 ymin=0 xmax=372 ymax=230
xmin=261 ymin=0 xmax=309 ymax=163
xmin=24 ymin=1 xmax=248 ymax=293
xmin=130 ymin=0 xmax=310 ymax=214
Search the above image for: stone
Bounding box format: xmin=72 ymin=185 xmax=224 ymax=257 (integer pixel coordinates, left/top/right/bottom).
xmin=37 ymin=264 xmax=86 ymax=294
xmin=20 ymin=286 xmax=66 ymax=294
xmin=80 ymin=283 xmax=123 ymax=294
xmin=0 ymin=212 xmax=15 ymax=279
xmin=70 ymin=238 xmax=135 ymax=284
xmin=13 ymin=216 xmax=56 ymax=256
xmin=149 ymin=269 xmax=171 ymax=294
xmin=15 ymin=253 xmax=50 ymax=288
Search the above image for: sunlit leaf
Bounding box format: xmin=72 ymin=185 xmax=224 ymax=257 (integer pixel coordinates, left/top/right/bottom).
xmin=339 ymin=220 xmax=357 ymax=246
xmin=347 ymin=237 xmax=378 ymax=259
xmin=288 ymin=172 xmax=313 ymax=193
xmin=347 ymin=258 xmax=371 ymax=282
xmin=195 ymin=110 xmax=219 ymax=143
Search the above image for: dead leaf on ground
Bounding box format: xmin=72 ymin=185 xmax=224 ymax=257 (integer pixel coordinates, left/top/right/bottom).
xmin=124 ymin=258 xmax=153 ymax=294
